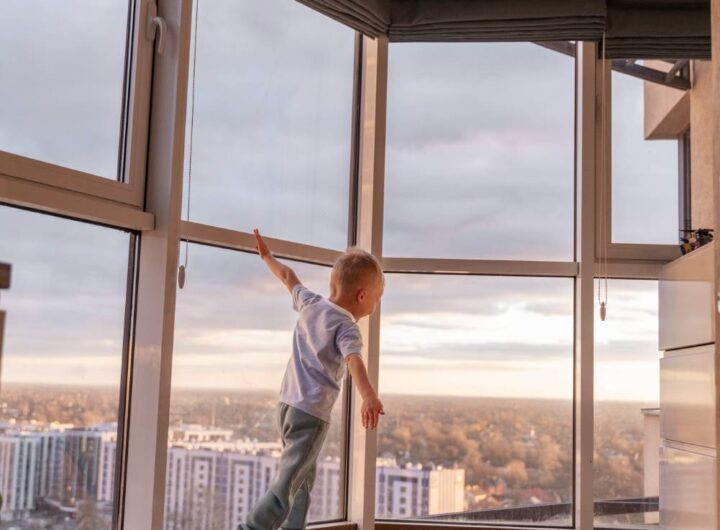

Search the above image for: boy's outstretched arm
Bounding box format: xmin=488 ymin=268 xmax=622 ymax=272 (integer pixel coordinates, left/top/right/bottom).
xmin=346 ymin=354 xmax=384 ymax=430
xmin=253 ymin=229 xmax=300 ymax=293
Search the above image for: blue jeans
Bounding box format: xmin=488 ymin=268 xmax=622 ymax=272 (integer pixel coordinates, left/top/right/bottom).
xmin=239 ymin=403 xmax=329 ymax=530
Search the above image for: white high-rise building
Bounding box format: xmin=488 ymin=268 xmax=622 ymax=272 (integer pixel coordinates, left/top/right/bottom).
xmin=310 ymin=456 xmax=341 ymax=521
xmin=163 ymin=435 xmax=343 ymax=529
xmin=98 ymin=435 xmax=117 ymax=504
xmin=375 ymin=457 xmax=465 ymax=518
xmin=0 ymin=422 xmax=464 ymax=526
xmin=164 ymin=442 xmax=282 ymax=530
xmin=0 ymin=432 xmax=41 ymax=519
xmin=169 ymin=425 xmax=234 ymax=444
xmin=225 ymin=451 xmax=280 ymax=528
xmin=428 ymin=467 xmax=465 ymax=515
xmin=376 ymin=458 xmax=428 ymax=518
xmin=38 ymin=424 xmax=117 ymax=511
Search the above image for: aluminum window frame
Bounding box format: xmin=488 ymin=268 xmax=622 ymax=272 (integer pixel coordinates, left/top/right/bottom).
xmin=119 ymin=9 xmax=364 ymax=528
xmin=0 ymin=202 xmax=139 ymax=530
xmin=174 ymin=235 xmax=352 ymax=525
xmin=595 ymin=59 xmax=684 ymax=267
xmin=371 ymin=42 xmax=665 ymax=530
xmin=370 ymin=40 xmax=585 ymax=530
xmin=0 ymin=0 xmax=154 ymax=212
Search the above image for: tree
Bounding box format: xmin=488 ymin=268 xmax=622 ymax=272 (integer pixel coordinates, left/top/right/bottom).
xmin=76 ymin=496 xmax=109 ymax=530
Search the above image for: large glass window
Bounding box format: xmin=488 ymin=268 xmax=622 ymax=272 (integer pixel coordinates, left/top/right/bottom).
xmin=182 ymin=0 xmax=356 ymax=250
xmin=611 ymin=69 xmax=680 ymax=244
xmin=377 ymin=274 xmax=575 ymax=526
xmin=594 ymin=280 xmax=660 ymax=527
xmin=0 ymin=205 xmax=131 ymax=528
xmin=383 ymin=43 xmax=575 ymax=261
xmin=0 ymin=0 xmax=131 ymax=178
xmin=166 ymin=245 xmax=346 ymax=529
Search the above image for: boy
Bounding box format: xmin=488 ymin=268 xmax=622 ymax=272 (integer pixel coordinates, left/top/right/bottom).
xmin=238 ymin=229 xmax=385 ymax=530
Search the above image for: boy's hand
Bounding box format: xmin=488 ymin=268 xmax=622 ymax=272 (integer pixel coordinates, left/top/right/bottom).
xmin=361 ymin=395 xmax=385 ymax=430
xmin=253 ymin=228 xmax=270 ymax=259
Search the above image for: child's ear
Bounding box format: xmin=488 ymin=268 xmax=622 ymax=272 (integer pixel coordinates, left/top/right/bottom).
xmin=357 ymin=288 xmax=367 ymax=302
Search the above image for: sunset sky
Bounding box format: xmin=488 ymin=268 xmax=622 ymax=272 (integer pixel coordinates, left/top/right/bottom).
xmin=0 ymin=0 xmax=673 ymax=404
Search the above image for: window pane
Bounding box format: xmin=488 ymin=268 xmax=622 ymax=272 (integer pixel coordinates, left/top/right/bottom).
xmin=0 ymin=206 xmax=130 ymax=528
xmin=383 ymin=43 xmax=575 ymax=261
xmin=182 ymin=0 xmax=354 ymax=250
xmin=612 ymin=69 xmax=679 ymax=244
xmin=166 ymin=245 xmax=346 ymax=529
xmin=378 ymin=274 xmax=574 ymax=526
xmin=0 ymin=1 xmax=130 ymax=178
xmin=594 ymin=280 xmax=659 ymax=528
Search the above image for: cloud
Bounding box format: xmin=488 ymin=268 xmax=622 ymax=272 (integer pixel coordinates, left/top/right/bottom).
xmin=383 ymin=41 xmax=575 ymax=260
xmin=1 ymin=207 xmax=128 ymax=366
xmin=0 ymin=0 xmax=666 ymax=402
xmin=0 ymin=0 xmax=128 ymax=177
xmin=182 ymin=0 xmax=355 ymax=250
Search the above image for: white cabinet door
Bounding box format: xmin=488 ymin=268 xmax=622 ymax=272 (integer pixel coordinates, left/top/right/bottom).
xmin=659 ymin=242 xmax=715 ymax=351
xmin=660 ymin=443 xmax=716 ymax=530
xmin=661 ymin=345 xmax=716 ymax=449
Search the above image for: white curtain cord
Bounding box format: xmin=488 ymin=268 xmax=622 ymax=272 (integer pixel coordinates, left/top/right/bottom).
xmin=598 ymin=32 xmax=609 ymax=321
xmin=179 ymin=0 xmax=201 ymax=290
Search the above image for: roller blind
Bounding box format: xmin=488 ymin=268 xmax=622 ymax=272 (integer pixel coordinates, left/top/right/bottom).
xmin=605 ymin=0 xmax=711 ymax=58
xmin=388 ymin=0 xmax=606 ymax=42
xmin=295 ymin=0 xmax=711 ymax=58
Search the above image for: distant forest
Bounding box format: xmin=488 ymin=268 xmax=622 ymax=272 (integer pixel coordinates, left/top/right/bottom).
xmin=1 ymin=384 xmax=650 ymax=508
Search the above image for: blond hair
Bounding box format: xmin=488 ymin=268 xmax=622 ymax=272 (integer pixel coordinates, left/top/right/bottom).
xmin=331 ymin=248 xmax=383 ymax=296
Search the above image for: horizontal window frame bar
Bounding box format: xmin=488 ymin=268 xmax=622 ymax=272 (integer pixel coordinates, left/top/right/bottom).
xmin=0 ymin=174 xmax=153 ymax=231
xmin=0 ymin=149 xmax=144 ymax=208
xmin=180 ymin=221 xmax=342 ymax=266
xmin=308 ymin=523 xmax=356 ymax=530
xmin=605 ymin=242 xmax=681 ymax=262
xmin=594 ymin=259 xmax=666 ymax=279
xmin=381 ymin=257 xmax=578 ymax=278
xmin=179 ymin=225 xmax=666 ymax=280
xmin=375 ymin=522 xmax=571 ymax=530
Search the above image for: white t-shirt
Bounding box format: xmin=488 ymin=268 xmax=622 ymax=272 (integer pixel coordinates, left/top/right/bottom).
xmin=279 ymin=284 xmax=363 ymax=422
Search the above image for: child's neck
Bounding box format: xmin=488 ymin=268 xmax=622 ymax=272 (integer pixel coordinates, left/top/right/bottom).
xmin=328 ymin=294 xmax=361 ymax=321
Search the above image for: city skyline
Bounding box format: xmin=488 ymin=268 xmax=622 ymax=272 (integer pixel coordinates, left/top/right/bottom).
xmin=0 ymin=387 xmax=650 ymax=527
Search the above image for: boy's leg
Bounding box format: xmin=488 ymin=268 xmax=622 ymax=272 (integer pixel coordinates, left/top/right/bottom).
xmin=282 ymin=462 xmax=317 ymax=530
xmin=240 ymin=406 xmax=328 ymax=530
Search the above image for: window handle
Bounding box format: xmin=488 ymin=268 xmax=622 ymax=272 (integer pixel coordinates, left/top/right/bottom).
xmin=146 ymin=0 xmax=167 ymax=55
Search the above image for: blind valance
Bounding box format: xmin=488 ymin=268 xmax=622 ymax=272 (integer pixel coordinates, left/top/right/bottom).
xmin=295 ymin=0 xmax=711 ymax=58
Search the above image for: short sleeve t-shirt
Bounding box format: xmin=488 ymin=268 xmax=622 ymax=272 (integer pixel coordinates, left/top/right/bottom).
xmin=279 ymin=284 xmax=363 ymax=422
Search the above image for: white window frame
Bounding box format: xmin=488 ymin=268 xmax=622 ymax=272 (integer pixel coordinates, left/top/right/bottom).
xmin=366 ymin=41 xmax=666 ymax=530
xmin=595 ymin=60 xmax=683 ymax=270
xmin=369 ymin=39 xmax=587 ymax=530
xmin=121 ymin=4 xmax=364 ymax=529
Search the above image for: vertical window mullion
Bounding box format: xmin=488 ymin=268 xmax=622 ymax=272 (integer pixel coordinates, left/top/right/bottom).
xmin=341 ymin=31 xmax=365 ymax=523
xmin=347 ymin=34 xmax=388 ymax=530
xmin=121 ymin=0 xmax=193 ymax=528
xmin=575 ymin=41 xmax=598 ymax=530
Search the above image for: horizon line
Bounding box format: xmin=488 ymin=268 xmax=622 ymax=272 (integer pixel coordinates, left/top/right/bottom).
xmin=0 ymin=382 xmax=656 ymax=404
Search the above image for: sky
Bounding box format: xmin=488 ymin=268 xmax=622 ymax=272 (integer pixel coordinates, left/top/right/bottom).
xmin=0 ymin=0 xmax=671 ymax=404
